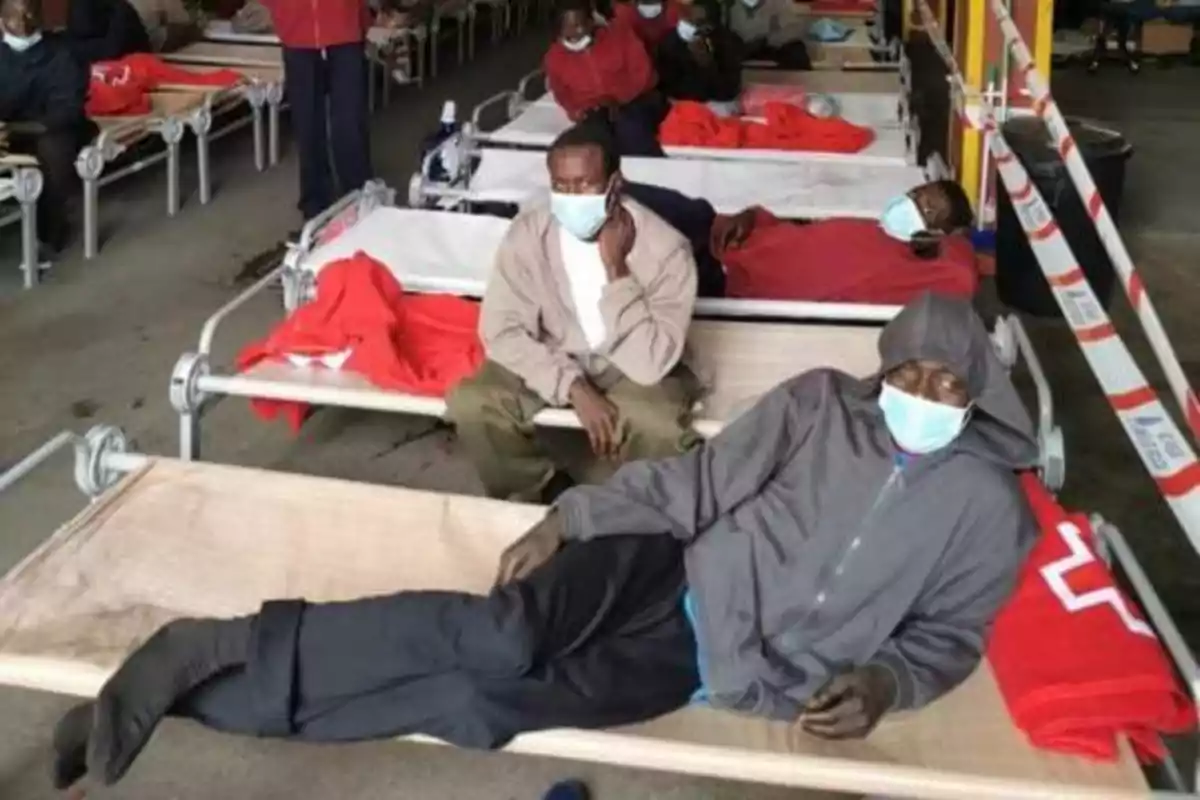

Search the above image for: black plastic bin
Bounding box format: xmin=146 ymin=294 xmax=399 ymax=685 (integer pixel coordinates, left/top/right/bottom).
xmin=995 ymin=116 xmax=1133 ymax=318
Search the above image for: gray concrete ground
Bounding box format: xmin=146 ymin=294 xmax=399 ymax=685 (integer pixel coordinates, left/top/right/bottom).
xmin=0 ymin=27 xmax=1198 ymax=800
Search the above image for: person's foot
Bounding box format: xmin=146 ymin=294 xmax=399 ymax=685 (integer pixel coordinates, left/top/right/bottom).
xmin=86 ymin=617 xmax=252 ymax=786
xmin=543 ymin=780 xmax=590 ymax=800
xmin=51 ymin=702 xmax=95 ymax=790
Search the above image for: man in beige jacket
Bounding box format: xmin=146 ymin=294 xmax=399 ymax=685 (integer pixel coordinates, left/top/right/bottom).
xmin=447 ymin=122 xmax=700 ymax=502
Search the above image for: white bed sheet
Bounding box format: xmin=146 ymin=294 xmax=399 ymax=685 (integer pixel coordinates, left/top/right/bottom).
xmin=484 ymin=95 xmax=910 ymax=165
xmin=202 ymin=20 xmax=280 ymax=45
xmin=465 ymin=148 xmax=924 ymax=218
xmin=300 ymin=207 xmax=900 ymax=322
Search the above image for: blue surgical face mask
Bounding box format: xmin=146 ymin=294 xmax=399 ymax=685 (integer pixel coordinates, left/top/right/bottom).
xmin=877 ymin=382 xmax=970 ymax=455
xmin=637 ymin=3 xmax=663 ymax=18
xmin=880 ymin=195 xmax=926 ymax=242
xmin=551 ymin=191 xmax=609 ymax=241
xmin=3 ymin=30 xmax=43 ymax=52
xmin=676 ymin=19 xmax=699 ymax=42
xmin=561 ymin=34 xmax=592 ymax=52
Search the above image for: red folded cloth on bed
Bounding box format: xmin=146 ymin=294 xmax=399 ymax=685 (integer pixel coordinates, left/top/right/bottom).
xmin=712 ymin=214 xmax=977 ymax=304
xmin=658 ymin=101 xmax=875 ymax=154
xmin=87 ymin=54 xmax=243 ymax=116
xmin=987 ymin=475 xmax=1196 ymax=763
xmin=237 ymin=252 xmax=485 ymax=432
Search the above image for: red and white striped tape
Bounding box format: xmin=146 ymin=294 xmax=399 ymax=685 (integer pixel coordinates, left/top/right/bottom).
xmin=987 ymin=0 xmax=1200 ymax=443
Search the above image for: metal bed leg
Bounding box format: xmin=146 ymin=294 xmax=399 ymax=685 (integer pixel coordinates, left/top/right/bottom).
xmin=246 ymin=84 xmax=268 ymax=172
xmin=267 ymin=84 xmax=284 ymax=167
xmin=76 ymin=146 xmax=104 ymax=261
xmin=161 ymin=118 xmax=186 ymax=217
xmin=171 ymin=352 xmax=210 ymax=462
xmin=190 ymin=105 xmax=215 ymax=206
xmin=14 ymin=167 xmax=43 ymax=289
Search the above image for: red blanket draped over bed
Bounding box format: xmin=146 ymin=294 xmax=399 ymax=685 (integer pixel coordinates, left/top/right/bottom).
xmin=658 ymin=100 xmax=875 ymax=154
xmin=87 ymin=54 xmax=243 ymax=117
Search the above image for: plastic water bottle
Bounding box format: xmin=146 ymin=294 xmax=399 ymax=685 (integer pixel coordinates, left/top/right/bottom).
xmin=421 ymin=100 xmax=461 ymax=182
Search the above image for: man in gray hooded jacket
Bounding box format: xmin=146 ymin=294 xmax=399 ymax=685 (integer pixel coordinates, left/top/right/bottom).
xmin=52 ymin=293 xmax=1039 ymax=791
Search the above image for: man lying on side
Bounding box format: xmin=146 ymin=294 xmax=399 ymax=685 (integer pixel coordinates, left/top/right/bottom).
xmin=53 ymin=292 xmax=1038 ymax=792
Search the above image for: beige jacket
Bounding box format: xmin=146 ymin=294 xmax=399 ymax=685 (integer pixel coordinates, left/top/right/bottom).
xmin=480 ymin=198 xmax=698 ymax=406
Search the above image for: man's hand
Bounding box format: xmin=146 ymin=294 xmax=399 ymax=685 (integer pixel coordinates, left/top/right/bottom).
xmin=711 ymin=208 xmax=758 ymax=252
xmin=569 ymin=378 xmax=620 ymax=458
xmin=494 ymin=511 xmax=566 ymax=586
xmin=597 ymin=205 xmax=635 ymax=280
xmin=799 ymin=664 xmax=897 ymax=740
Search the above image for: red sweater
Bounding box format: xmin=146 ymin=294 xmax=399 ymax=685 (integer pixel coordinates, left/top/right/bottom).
xmin=714 ymin=214 xmax=977 ymax=305
xmin=543 ymin=24 xmax=657 ymax=121
xmin=610 ymin=1 xmax=680 ymax=48
xmin=260 ymin=0 xmax=371 ymax=48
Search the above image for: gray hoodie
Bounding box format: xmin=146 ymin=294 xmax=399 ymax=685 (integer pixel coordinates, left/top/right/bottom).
xmin=557 ymin=294 xmax=1040 ymax=720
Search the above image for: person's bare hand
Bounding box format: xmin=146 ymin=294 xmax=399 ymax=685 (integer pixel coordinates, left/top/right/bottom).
xmin=494 ymin=511 xmax=565 ymax=586
xmin=711 ymin=208 xmax=758 ymax=251
xmin=799 ymin=664 xmax=897 ymax=740
xmin=597 ymin=205 xmax=635 ymax=280
xmin=569 ymin=379 xmax=620 ymax=458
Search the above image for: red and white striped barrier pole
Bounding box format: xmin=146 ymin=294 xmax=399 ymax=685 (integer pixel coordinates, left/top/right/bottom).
xmin=987 ymin=0 xmax=1200 ymax=443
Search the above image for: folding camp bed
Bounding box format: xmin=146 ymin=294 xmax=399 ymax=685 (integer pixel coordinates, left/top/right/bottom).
xmin=169 ymin=182 xmax=1067 ymax=481
xmin=467 ymin=78 xmax=918 ymax=167
xmin=164 ymin=43 xmax=288 ymax=171
xmin=80 ymin=91 xmax=208 ymax=260
xmin=2 ymin=393 xmax=1185 ymax=799
xmin=408 ymin=143 xmax=947 ymax=218
xmin=0 ymin=155 xmax=41 ymax=289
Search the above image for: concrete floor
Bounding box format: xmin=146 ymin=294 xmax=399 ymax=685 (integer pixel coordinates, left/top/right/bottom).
xmin=0 ymin=29 xmax=1198 ymax=800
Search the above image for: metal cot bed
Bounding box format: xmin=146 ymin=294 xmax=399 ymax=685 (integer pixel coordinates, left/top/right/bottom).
xmin=0 ymin=155 xmax=41 ymax=289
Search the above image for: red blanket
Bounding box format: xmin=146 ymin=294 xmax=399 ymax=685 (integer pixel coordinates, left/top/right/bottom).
xmin=988 ymin=475 xmax=1196 ymax=762
xmin=87 ymin=54 xmax=243 ymax=117
xmin=712 ymin=214 xmax=977 ymax=304
xmin=237 ymin=253 xmax=485 ymax=431
xmin=659 ymin=100 xmax=875 ymax=154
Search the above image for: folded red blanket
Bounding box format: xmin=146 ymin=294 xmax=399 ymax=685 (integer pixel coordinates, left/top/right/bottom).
xmin=87 ymin=53 xmax=243 ymax=117
xmin=658 ymin=100 xmax=875 ymax=154
xmin=988 ymin=475 xmax=1196 ymax=762
xmin=712 ymin=213 xmax=977 ymax=304
xmin=237 ymin=253 xmax=485 ymax=431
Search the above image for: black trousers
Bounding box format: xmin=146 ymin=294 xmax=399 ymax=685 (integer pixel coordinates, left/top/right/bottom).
xmin=9 ymin=126 xmax=92 ymax=249
xmin=177 ymin=535 xmax=699 ymax=748
xmin=583 ymin=92 xmax=668 ymax=158
xmin=745 ymin=40 xmax=813 ymax=71
xmin=282 ymin=43 xmax=373 ymax=221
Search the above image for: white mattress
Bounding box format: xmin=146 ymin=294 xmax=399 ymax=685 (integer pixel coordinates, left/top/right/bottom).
xmin=465 ymin=148 xmax=924 ymax=218
xmin=484 ymin=94 xmax=910 ymax=165
xmin=0 ymin=177 xmax=14 ymax=205
xmin=202 ymin=20 xmax=280 ymax=45
xmin=300 ymin=207 xmax=899 ymax=322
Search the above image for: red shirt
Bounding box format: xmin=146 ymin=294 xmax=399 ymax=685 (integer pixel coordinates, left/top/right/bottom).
xmin=260 ymin=0 xmax=371 ymax=48
xmin=543 ymin=24 xmax=657 ymax=121
xmin=610 ymin=1 xmax=680 ymax=48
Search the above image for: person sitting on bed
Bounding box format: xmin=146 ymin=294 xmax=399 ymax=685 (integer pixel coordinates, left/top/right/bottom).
xmin=727 ymin=0 xmax=812 ymax=70
xmin=126 ymin=0 xmax=198 ymax=52
xmin=544 ymin=0 xmax=666 ymax=157
xmin=445 ymin=122 xmax=700 ymax=504
xmin=654 ymin=0 xmax=743 ymax=114
xmin=64 ymin=0 xmax=152 ymax=66
xmin=51 ymin=293 xmax=1039 ymax=794
xmin=608 ymin=0 xmax=681 ymax=49
xmin=0 ymin=0 xmax=96 ymax=254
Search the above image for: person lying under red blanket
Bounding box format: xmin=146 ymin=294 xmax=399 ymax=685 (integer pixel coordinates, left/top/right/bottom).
xmin=86 ymin=51 xmax=242 ymax=116
xmin=989 ymin=475 xmax=1195 ymax=762
xmin=236 ymin=252 xmax=485 ymax=431
xmin=658 ymin=99 xmax=875 ymax=154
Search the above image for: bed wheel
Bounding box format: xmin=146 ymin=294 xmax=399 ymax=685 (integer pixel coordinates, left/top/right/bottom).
xmin=407 ymin=172 xmax=426 ymax=209
xmin=1040 ymin=425 xmax=1066 ymax=491
xmin=991 ymin=317 xmax=1019 ymax=370
xmin=170 ymin=352 xmax=210 ymax=417
xmin=74 ymin=425 xmax=130 ymax=498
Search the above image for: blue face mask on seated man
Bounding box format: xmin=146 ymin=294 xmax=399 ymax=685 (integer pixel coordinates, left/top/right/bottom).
xmin=3 ymin=30 xmax=43 ymax=52
xmin=551 ymin=191 xmax=610 ymax=241
xmin=877 ymin=382 xmax=971 ymax=454
xmin=879 ymin=195 xmax=926 ymax=242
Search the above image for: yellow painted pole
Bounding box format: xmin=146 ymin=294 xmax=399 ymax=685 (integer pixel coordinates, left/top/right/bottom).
xmin=1034 ymin=0 xmax=1054 ymax=79
xmin=959 ymin=0 xmax=986 ymax=211
xmin=902 ymin=0 xmax=911 ymax=39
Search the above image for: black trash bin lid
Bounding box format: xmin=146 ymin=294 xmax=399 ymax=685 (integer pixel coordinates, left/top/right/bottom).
xmin=1001 ymin=116 xmax=1133 ymax=175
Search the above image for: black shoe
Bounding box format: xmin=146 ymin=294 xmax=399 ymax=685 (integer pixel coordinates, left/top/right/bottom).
xmin=543 ymin=780 xmax=590 ymax=800
xmin=51 ymin=702 xmax=95 ymax=790
xmin=88 ymin=617 xmax=252 ymax=786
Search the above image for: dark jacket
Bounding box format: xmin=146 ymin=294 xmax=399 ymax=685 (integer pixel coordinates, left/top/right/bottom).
xmin=654 ymin=27 xmax=743 ymax=103
xmin=0 ymin=33 xmax=92 ymax=132
xmin=66 ymin=0 xmax=152 ymax=65
xmin=622 ymin=181 xmax=724 ymax=298
xmin=557 ymin=293 xmax=1039 ymax=719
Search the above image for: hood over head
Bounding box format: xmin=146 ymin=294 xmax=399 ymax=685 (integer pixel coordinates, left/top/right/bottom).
xmin=875 ymin=292 xmax=1038 ymax=469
